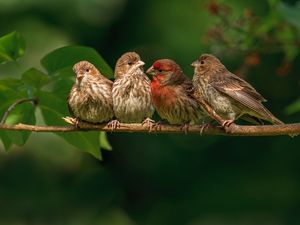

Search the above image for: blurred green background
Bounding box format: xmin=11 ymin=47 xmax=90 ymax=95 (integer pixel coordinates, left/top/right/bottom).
xmin=0 ymin=0 xmax=300 ymax=224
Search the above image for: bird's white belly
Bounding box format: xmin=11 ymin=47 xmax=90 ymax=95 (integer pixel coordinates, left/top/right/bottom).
xmin=207 ymin=86 xmax=239 ymax=120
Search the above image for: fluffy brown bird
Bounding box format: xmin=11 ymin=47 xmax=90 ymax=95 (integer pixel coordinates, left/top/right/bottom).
xmin=191 ymin=54 xmax=283 ymax=126
xmin=147 ymin=59 xmax=206 ymax=131
xmin=68 ymin=61 xmax=114 ymax=124
xmin=111 ymin=52 xmax=154 ymax=129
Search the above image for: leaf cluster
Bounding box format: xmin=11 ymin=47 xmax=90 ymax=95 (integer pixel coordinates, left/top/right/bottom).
xmin=0 ymin=32 xmax=113 ymax=160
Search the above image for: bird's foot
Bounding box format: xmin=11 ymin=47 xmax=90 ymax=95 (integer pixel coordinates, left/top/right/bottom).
xmin=62 ymin=116 xmax=82 ymax=127
xmin=221 ymin=119 xmax=235 ymax=133
xmin=74 ymin=118 xmax=81 ymax=128
xmin=142 ymin=117 xmax=156 ymax=132
xmin=152 ymin=121 xmax=163 ymax=132
xmin=222 ymin=119 xmax=234 ymax=127
xmin=107 ymin=119 xmax=120 ymax=131
xmin=66 ymin=117 xmax=82 ymax=128
xmin=180 ymin=124 xmax=189 ymax=134
xmin=199 ymin=123 xmax=210 ymax=135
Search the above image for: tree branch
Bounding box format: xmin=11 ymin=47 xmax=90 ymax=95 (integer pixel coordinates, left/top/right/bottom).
xmin=0 ymin=119 xmax=299 ymax=136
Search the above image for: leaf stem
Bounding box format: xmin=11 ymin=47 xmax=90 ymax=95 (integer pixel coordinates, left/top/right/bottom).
xmin=0 ymin=98 xmax=38 ymax=124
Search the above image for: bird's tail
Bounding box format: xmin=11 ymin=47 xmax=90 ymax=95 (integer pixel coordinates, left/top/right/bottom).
xmin=271 ymin=116 xmax=284 ymax=125
xmin=262 ymin=107 xmax=284 ymax=125
xmin=269 ymin=112 xmax=284 ymax=125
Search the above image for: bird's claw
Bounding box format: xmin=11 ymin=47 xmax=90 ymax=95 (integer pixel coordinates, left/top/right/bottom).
xmin=63 ymin=116 xmax=81 ymax=127
xmin=107 ymin=119 xmax=120 ymax=131
xmin=221 ymin=120 xmax=235 ymax=133
xmin=142 ymin=117 xmax=156 ymax=132
xmin=222 ymin=120 xmax=234 ymax=127
xmin=74 ymin=118 xmax=81 ymax=128
xmin=68 ymin=117 xmax=82 ymax=128
xmin=180 ymin=124 xmax=189 ymax=134
xmin=199 ymin=123 xmax=210 ymax=135
xmin=151 ymin=121 xmax=162 ymax=132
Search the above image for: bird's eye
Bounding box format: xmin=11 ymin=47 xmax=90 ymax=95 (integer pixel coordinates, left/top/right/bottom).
xmin=86 ymin=69 xmax=90 ymax=72
xmin=128 ymin=62 xmax=133 ymax=66
xmin=158 ymin=69 xmax=163 ymax=73
xmin=200 ymin=60 xmax=205 ymax=64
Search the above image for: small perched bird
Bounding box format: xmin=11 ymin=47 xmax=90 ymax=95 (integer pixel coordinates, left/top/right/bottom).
xmin=147 ymin=59 xmax=206 ymax=131
xmin=111 ymin=52 xmax=154 ymax=129
xmin=68 ymin=61 xmax=114 ymax=124
xmin=191 ymin=54 xmax=283 ymax=126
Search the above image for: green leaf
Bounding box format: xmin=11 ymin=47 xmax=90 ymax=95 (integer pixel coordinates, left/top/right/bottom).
xmin=38 ymin=91 xmax=103 ymax=160
xmin=0 ymin=31 xmax=26 ymax=64
xmin=100 ymin=132 xmax=112 ymax=151
xmin=2 ymin=102 xmax=36 ymax=147
xmin=0 ymin=69 xmax=38 ymax=149
xmin=0 ymin=79 xmax=28 ymax=124
xmin=0 ymin=131 xmax=13 ymax=150
xmin=278 ymin=2 xmax=300 ymax=28
xmin=285 ymin=98 xmax=300 ymax=115
xmin=51 ymin=72 xmax=74 ymax=98
xmin=41 ymin=46 xmax=113 ymax=78
xmin=21 ymin=68 xmax=51 ymax=90
xmin=0 ymin=78 xmax=25 ymax=98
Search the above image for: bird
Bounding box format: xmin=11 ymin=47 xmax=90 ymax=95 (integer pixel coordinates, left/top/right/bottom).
xmin=147 ymin=59 xmax=207 ymax=132
xmin=191 ymin=53 xmax=284 ymax=127
xmin=110 ymin=52 xmax=154 ymax=130
xmin=68 ymin=61 xmax=114 ymax=125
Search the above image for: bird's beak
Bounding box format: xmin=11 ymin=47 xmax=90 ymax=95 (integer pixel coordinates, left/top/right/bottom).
xmin=191 ymin=60 xmax=199 ymax=67
xmin=146 ymin=66 xmax=155 ymax=75
xmin=77 ymin=74 xmax=84 ymax=82
xmin=137 ymin=60 xmax=145 ymax=68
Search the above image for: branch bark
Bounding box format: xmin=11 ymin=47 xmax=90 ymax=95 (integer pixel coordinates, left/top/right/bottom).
xmin=0 ymin=120 xmax=299 ymax=136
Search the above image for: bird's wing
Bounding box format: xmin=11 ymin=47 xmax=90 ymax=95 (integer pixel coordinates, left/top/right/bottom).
xmin=182 ymin=79 xmax=203 ymax=104
xmin=218 ymin=72 xmax=266 ymax=101
xmin=182 ymin=79 xmax=195 ymax=97
xmin=209 ymin=72 xmax=280 ymax=123
xmin=182 ymin=79 xmax=209 ymax=118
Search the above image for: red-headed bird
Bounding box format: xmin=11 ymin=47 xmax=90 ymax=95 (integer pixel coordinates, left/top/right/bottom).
xmin=147 ymin=59 xmax=206 ymax=132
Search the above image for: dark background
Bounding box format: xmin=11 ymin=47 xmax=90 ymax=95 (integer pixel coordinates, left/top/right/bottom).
xmin=0 ymin=0 xmax=300 ymax=224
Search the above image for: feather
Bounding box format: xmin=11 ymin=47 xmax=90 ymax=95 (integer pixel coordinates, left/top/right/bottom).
xmin=210 ymin=71 xmax=283 ymax=124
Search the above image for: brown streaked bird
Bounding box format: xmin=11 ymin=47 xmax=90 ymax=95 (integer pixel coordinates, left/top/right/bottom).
xmin=111 ymin=52 xmax=154 ymax=129
xmin=147 ymin=59 xmax=207 ymax=132
xmin=68 ymin=61 xmax=114 ymax=124
xmin=191 ymin=53 xmax=284 ymax=127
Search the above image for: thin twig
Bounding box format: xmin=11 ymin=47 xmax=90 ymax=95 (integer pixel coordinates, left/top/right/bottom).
xmin=0 ymin=98 xmax=38 ymax=124
xmin=0 ymin=120 xmax=299 ymax=136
